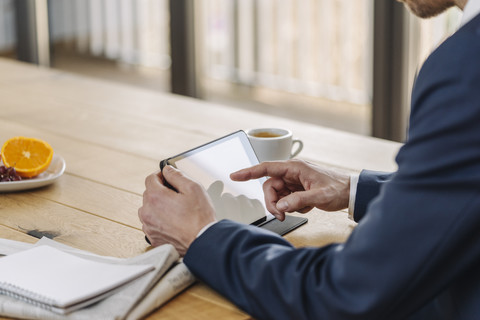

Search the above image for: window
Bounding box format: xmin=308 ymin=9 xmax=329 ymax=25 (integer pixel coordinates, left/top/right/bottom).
xmin=198 ymin=0 xmax=373 ymax=135
xmin=0 ymin=0 xmax=16 ymax=58
xmin=1 ymin=0 xmax=463 ymax=140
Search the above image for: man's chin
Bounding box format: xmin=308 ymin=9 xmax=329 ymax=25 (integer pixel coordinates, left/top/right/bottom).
xmin=400 ymin=0 xmax=456 ymax=19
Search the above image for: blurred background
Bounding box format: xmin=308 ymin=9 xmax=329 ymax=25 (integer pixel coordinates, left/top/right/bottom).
xmin=0 ymin=0 xmax=461 ymax=141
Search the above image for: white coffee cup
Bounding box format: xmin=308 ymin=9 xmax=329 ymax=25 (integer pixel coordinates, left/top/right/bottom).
xmin=246 ymin=128 xmax=303 ymax=162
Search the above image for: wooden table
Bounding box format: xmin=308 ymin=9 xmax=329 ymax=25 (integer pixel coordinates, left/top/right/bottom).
xmin=0 ymin=58 xmax=401 ymax=319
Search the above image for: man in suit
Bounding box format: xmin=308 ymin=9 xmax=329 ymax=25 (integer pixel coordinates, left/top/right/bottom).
xmin=139 ymin=0 xmax=480 ymax=318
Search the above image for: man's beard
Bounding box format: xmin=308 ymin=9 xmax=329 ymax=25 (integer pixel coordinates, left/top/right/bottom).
xmin=399 ymin=0 xmax=456 ymax=18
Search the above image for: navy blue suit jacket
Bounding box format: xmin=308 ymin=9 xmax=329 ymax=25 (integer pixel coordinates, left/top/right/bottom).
xmin=184 ymin=14 xmax=480 ymax=319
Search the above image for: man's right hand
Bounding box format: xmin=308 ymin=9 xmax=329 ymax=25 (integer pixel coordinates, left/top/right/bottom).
xmin=230 ymin=160 xmax=350 ymax=221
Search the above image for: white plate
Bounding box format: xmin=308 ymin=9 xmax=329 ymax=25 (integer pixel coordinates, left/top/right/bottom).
xmin=0 ymin=154 xmax=66 ymax=192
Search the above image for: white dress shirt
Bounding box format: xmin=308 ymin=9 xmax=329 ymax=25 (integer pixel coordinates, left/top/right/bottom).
xmin=460 ymin=0 xmax=480 ymax=27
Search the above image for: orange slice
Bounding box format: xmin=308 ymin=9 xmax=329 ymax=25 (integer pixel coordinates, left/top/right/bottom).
xmin=1 ymin=137 xmax=54 ymax=178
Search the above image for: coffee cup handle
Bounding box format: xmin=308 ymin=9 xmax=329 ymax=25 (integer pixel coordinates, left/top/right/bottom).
xmin=290 ymin=139 xmax=303 ymax=159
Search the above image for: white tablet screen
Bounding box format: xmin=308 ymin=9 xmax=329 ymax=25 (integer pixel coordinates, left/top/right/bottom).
xmin=164 ymin=131 xmax=274 ymax=225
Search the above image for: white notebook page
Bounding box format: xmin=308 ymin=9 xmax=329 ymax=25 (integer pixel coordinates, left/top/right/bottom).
xmin=0 ymin=245 xmax=154 ymax=308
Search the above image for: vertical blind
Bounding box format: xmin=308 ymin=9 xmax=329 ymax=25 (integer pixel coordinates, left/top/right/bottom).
xmin=0 ymin=0 xmax=461 ymax=106
xmin=0 ymin=0 xmax=15 ymax=52
xmin=48 ymin=0 xmax=171 ymax=69
xmin=201 ymin=0 xmax=373 ymax=105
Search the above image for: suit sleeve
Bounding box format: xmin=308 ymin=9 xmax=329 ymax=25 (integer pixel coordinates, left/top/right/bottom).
xmin=184 ymin=22 xmax=480 ymax=320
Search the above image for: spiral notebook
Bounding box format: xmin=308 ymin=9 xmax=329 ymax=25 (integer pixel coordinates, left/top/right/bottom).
xmin=0 ymin=245 xmax=154 ymax=314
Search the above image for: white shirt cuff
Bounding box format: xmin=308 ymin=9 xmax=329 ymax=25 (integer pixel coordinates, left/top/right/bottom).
xmin=348 ymin=174 xmax=360 ymax=220
xmin=196 ymin=221 xmax=218 ymax=238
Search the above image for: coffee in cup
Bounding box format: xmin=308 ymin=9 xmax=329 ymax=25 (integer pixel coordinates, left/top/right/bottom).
xmin=250 ymin=131 xmax=283 ymax=138
xmin=246 ymin=128 xmax=303 ymax=162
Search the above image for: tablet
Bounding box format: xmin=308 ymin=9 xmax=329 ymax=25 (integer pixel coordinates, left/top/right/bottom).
xmin=160 ymin=130 xmax=307 ymax=235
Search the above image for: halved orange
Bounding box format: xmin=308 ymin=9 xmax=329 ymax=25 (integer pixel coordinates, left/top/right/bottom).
xmin=1 ymin=137 xmax=54 ymax=178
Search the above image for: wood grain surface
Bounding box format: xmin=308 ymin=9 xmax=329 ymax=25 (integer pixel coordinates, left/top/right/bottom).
xmin=0 ymin=58 xmax=401 ymax=319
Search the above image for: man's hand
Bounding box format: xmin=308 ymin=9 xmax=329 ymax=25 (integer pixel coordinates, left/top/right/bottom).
xmin=138 ymin=166 xmax=217 ymax=256
xmin=231 ymin=159 xmax=350 ymax=221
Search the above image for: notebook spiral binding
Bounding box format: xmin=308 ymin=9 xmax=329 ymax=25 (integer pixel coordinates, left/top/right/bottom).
xmin=0 ymin=282 xmax=57 ymax=312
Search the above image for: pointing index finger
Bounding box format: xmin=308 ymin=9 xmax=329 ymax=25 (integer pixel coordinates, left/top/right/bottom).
xmin=230 ymin=161 xmax=288 ymax=181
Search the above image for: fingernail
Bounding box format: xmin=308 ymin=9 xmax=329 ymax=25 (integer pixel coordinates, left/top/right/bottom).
xmin=276 ymin=201 xmax=288 ymax=211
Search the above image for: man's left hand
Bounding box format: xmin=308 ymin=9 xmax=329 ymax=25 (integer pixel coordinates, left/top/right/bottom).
xmin=138 ymin=166 xmax=217 ymax=256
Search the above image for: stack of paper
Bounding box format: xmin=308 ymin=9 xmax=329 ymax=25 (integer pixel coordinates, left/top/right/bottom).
xmin=0 ymin=245 xmax=154 ymax=314
xmin=0 ymin=238 xmax=196 ymax=320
